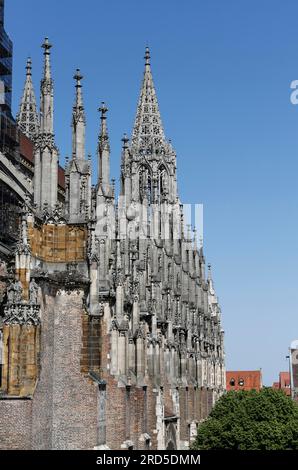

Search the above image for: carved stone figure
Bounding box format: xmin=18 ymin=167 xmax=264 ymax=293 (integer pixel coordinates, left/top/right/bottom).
xmin=29 ymin=278 xmax=39 ymax=304
xmin=7 ymin=280 xmax=23 ymax=304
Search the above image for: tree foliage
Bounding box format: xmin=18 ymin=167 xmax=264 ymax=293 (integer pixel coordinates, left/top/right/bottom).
xmin=192 ymin=388 xmax=298 ymax=450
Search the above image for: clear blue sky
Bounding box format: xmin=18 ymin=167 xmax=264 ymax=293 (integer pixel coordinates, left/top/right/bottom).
xmin=7 ymin=0 xmax=298 ymax=385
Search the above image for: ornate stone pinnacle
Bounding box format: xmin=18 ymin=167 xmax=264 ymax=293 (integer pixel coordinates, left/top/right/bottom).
xmin=42 ymin=37 xmax=52 ymax=53
xmin=144 ymin=46 xmax=150 ymax=65
xmin=122 ymin=133 xmax=129 ymax=148
xmin=99 ymin=101 xmax=108 ymax=119
xmin=208 ymin=264 xmax=212 ymax=280
xmin=74 ymin=68 xmax=83 ymax=86
xmin=131 ymin=46 xmax=166 ymax=150
xmin=26 ymin=57 xmax=32 ymax=76
xmin=16 ymin=57 xmax=39 ymax=139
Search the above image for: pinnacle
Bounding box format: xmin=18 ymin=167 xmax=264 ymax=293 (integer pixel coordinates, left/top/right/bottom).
xmin=131 ymin=47 xmax=166 ymax=152
xmin=16 ymin=58 xmax=39 ymax=139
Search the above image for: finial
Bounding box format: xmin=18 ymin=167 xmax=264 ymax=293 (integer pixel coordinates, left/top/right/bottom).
xmin=187 ymin=224 xmax=192 ymax=240
xmin=111 ymin=178 xmax=116 ymax=196
xmin=99 ymin=101 xmax=108 ymax=119
xmin=208 ymin=264 xmax=212 ymax=280
xmin=122 ymin=133 xmax=129 ymax=149
xmin=26 ymin=57 xmax=32 ymax=76
xmin=193 ymin=226 xmax=197 ymax=246
xmin=42 ymin=37 xmax=52 ymax=54
xmin=199 ymin=236 xmax=203 ymax=249
xmin=144 ymin=46 xmax=150 ymax=66
xmin=74 ymin=68 xmax=83 ymax=87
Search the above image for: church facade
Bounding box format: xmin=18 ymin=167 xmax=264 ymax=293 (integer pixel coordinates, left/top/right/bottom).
xmin=0 ymin=2 xmax=225 ymax=450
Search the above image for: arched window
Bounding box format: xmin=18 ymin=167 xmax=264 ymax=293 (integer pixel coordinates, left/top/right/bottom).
xmin=230 ymin=378 xmax=235 ymax=387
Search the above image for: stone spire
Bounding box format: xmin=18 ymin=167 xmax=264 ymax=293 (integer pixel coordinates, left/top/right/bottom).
xmin=98 ymin=102 xmax=110 ymax=194
xmin=40 ymin=37 xmax=53 ymax=134
xmin=34 ymin=37 xmax=58 ymax=211
xmin=72 ymin=69 xmax=85 ymax=160
xmin=65 ymin=69 xmax=91 ymax=222
xmin=131 ymin=47 xmax=166 ymax=151
xmin=16 ymin=58 xmax=39 ymax=140
xmin=208 ymin=263 xmax=212 ymax=281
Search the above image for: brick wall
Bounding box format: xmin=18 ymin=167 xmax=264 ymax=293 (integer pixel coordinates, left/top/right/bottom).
xmin=0 ymin=282 xmax=217 ymax=450
xmin=0 ymin=400 xmax=32 ymax=449
xmin=31 ymin=285 xmax=98 ymax=449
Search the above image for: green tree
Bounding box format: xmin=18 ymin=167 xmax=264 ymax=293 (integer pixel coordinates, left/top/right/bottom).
xmin=192 ymin=388 xmax=298 ymax=450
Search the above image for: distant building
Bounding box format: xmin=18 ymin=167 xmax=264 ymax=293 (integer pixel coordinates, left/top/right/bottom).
xmin=226 ymin=370 xmax=262 ymax=392
xmin=272 ymin=372 xmax=291 ymax=396
xmin=290 ymin=340 xmax=298 ymax=401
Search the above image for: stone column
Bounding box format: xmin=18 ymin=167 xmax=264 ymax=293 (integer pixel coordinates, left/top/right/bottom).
xmin=118 ymin=332 xmax=127 ymax=376
xmin=110 ymin=327 xmax=118 ymax=375
xmin=136 ymin=336 xmax=144 ymax=379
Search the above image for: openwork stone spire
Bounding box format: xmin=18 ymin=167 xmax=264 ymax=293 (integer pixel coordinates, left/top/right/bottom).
xmin=131 ymin=47 xmax=166 ymax=152
xmin=16 ymin=58 xmax=39 ymax=140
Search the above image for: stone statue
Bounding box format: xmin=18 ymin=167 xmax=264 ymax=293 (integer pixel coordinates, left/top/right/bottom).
xmin=7 ymin=282 xmax=15 ymax=304
xmin=29 ymin=278 xmax=38 ymax=304
xmin=14 ymin=280 xmax=23 ymax=303
xmin=7 ymin=280 xmax=23 ymax=304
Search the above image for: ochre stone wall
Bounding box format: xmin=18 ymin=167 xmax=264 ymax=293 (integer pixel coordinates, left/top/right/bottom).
xmin=28 ymin=223 xmax=87 ymax=263
xmin=16 ymin=267 xmax=29 ymax=301
xmin=1 ymin=324 xmax=40 ymax=397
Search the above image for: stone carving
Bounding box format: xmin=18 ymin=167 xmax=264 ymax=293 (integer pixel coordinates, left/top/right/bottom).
xmin=29 ymin=278 xmax=39 ymax=304
xmin=7 ymin=280 xmax=23 ymax=304
xmin=3 ymin=304 xmax=40 ymax=326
